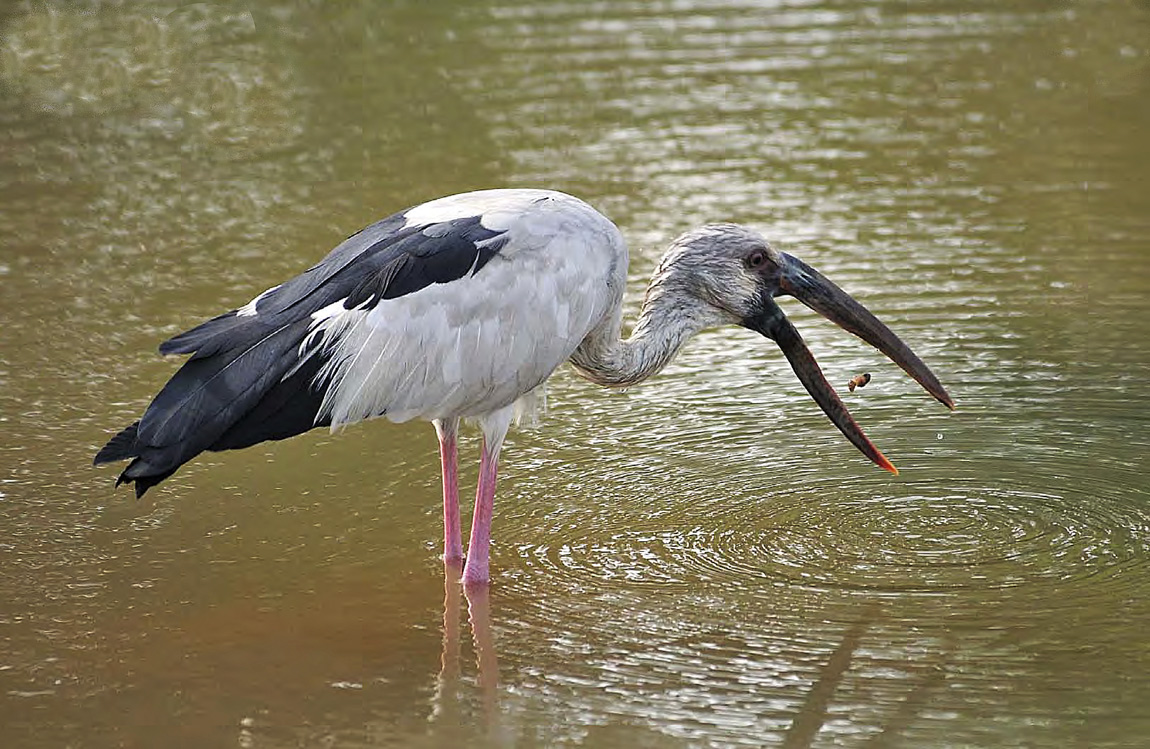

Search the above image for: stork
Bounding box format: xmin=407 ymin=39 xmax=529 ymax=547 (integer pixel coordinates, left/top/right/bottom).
xmin=95 ymin=189 xmax=954 ymax=587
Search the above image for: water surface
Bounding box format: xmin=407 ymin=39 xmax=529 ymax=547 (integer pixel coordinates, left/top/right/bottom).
xmin=2 ymin=1 xmax=1149 ymax=746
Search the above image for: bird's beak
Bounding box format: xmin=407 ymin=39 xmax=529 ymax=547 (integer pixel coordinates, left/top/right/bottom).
xmin=745 ymin=252 xmax=954 ymax=474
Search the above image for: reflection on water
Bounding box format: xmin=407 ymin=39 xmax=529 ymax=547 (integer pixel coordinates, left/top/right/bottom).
xmin=433 ymin=564 xmax=502 ymax=746
xmin=2 ymin=0 xmax=1150 ymax=746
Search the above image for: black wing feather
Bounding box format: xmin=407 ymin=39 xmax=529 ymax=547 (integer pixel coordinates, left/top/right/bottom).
xmin=158 ymin=215 xmax=507 ymax=357
xmin=96 ymin=208 xmax=511 ymax=496
xmin=211 ymin=347 xmax=331 ymax=451
xmin=93 ymin=421 xmax=141 ymax=465
xmin=159 ymin=309 xmax=248 ymax=359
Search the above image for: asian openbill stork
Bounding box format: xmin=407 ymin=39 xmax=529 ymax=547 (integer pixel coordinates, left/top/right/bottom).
xmin=95 ymin=189 xmax=954 ymax=587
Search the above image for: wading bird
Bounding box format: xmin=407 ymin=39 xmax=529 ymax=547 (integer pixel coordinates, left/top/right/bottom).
xmin=95 ymin=189 xmax=954 ymax=587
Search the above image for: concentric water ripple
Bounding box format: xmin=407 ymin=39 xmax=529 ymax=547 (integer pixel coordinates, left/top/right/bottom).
xmin=511 ymin=473 xmax=1150 ymax=599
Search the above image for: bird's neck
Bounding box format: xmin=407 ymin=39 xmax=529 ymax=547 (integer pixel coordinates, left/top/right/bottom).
xmin=570 ymin=272 xmax=712 ymax=388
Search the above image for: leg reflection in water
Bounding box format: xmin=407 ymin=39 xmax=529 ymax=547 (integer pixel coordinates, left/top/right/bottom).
xmin=430 ymin=561 xmax=500 ymax=737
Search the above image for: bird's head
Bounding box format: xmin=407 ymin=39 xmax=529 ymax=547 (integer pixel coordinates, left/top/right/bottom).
xmin=656 ymin=223 xmax=955 ymax=474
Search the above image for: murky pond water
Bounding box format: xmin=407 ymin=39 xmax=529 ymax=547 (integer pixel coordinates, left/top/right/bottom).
xmin=2 ymin=1 xmax=1149 ymax=746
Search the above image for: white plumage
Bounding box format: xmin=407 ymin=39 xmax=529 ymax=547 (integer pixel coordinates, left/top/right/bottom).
xmin=309 ymin=191 xmax=624 ymax=426
xmin=96 ymin=188 xmax=954 ymax=588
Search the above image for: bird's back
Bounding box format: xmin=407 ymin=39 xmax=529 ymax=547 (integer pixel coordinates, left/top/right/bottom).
xmin=315 ymin=190 xmax=629 ymax=424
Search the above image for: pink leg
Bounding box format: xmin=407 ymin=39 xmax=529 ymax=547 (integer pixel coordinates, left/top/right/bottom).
xmin=434 ymin=419 xmax=463 ymax=565
xmin=462 ymin=436 xmax=501 ymax=588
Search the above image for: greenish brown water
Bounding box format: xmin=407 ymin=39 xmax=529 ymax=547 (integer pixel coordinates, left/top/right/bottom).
xmin=2 ymin=1 xmax=1149 ymax=746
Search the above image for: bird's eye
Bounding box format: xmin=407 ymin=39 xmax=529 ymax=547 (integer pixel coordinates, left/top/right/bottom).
xmin=746 ymin=250 xmax=768 ymax=269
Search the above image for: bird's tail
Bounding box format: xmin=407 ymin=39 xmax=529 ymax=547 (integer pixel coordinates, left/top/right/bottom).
xmin=94 ymin=317 xmax=332 ymax=497
xmin=93 ymin=421 xmax=177 ymax=497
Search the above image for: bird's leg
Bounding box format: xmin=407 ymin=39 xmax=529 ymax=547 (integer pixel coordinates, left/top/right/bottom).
xmin=462 ymin=435 xmax=503 ymax=588
xmin=434 ymin=418 xmax=463 ymax=566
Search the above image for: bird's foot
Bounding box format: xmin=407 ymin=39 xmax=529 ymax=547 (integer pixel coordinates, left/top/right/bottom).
xmin=443 ymin=546 xmax=464 ymax=568
xmin=461 ymin=561 xmax=490 ymax=589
